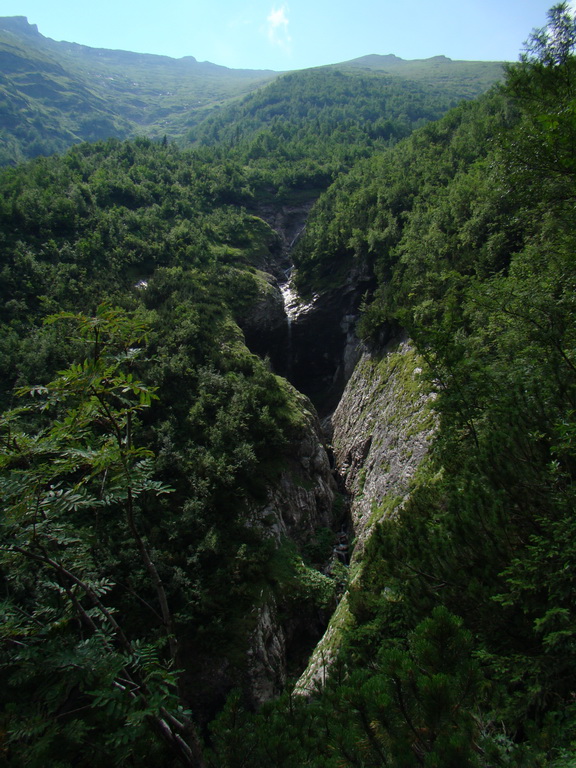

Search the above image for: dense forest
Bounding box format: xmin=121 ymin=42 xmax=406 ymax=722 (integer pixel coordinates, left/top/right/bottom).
xmin=1 ymin=3 xmax=576 ymax=766
xmin=187 ymin=67 xmax=486 ymax=196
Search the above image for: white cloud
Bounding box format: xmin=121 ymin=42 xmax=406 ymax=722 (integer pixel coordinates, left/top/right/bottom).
xmin=265 ymin=5 xmax=291 ymax=51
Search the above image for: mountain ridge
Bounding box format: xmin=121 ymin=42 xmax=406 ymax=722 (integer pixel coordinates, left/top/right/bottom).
xmin=0 ymin=15 xmax=504 ymax=165
xmin=0 ymin=15 xmax=279 ymax=164
xmin=0 ymin=16 xmax=504 ymax=73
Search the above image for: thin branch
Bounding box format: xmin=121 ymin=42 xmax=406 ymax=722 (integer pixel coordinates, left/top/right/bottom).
xmin=8 ymin=544 xmax=133 ymax=654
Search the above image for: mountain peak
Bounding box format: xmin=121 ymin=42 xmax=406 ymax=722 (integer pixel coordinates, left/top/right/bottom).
xmin=350 ymin=53 xmax=405 ymax=66
xmin=0 ymin=16 xmax=41 ymax=38
xmin=342 ymin=53 xmax=455 ymax=68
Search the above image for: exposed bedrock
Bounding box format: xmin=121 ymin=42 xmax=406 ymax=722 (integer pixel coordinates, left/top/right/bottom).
xmin=296 ymin=337 xmax=437 ymax=693
xmin=244 ymin=390 xmax=336 ymax=705
xmin=286 ymin=264 xmax=376 ymax=414
xmin=241 ymin=203 xmax=382 ymax=410
xmin=330 ymin=337 xmax=436 ymax=550
xmin=239 ymin=258 xmax=377 ymax=413
xmin=253 ymin=199 xmax=316 ymax=275
xmin=189 ymin=388 xmax=337 ymax=715
xmin=238 ymin=206 xmax=435 ymax=702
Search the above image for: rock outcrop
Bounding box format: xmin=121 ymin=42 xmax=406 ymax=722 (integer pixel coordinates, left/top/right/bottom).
xmin=287 ymin=263 xmax=375 ymax=413
xmin=242 ymin=203 xmax=373 ymax=409
xmin=244 ymin=387 xmax=337 ymax=704
xmin=296 ymin=337 xmax=436 ymax=692
xmin=245 ymin=598 xmax=288 ymax=704
xmin=190 ymin=385 xmax=336 ymax=713
xmin=249 ymin=387 xmax=336 ymax=544
xmin=331 ymin=337 xmax=436 ymax=550
xmin=254 ymin=200 xmax=315 ymax=276
xmin=0 ymin=16 xmax=41 ymax=38
xmin=236 ymin=202 xmax=434 ymax=702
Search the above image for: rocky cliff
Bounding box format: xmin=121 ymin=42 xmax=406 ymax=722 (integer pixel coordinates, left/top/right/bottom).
xmin=189 ymin=383 xmax=337 ymax=713
xmin=296 ymin=336 xmax=436 ymax=692
xmin=246 ymin=387 xmax=337 ymax=703
xmin=287 ymin=263 xmax=374 ymax=413
xmin=330 ymin=337 xmax=436 ymax=550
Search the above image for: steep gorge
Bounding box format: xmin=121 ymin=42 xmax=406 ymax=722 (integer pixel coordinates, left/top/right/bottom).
xmin=296 ymin=338 xmax=436 ymax=692
xmin=243 ymin=199 xmax=375 ymax=413
xmin=191 ymin=392 xmax=337 ymax=714
xmin=238 ymin=200 xmax=436 ymax=698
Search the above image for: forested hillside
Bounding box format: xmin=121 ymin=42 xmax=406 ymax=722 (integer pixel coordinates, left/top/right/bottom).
xmin=0 ymin=14 xmax=502 ymax=167
xmin=1 ymin=3 xmax=576 ymax=766
xmin=0 ymin=137 xmax=331 ymax=765
xmin=0 ymin=15 xmax=277 ymax=165
xmin=219 ymin=5 xmax=576 ymax=766
xmin=187 ymin=67 xmax=478 ymax=198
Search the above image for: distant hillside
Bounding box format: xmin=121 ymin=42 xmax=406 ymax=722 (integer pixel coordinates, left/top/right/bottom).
xmin=333 ymin=53 xmax=504 ymax=98
xmin=0 ymin=16 xmax=278 ymax=164
xmin=187 ymin=63 xmax=504 ymax=201
xmin=0 ymin=16 xmax=505 ymax=166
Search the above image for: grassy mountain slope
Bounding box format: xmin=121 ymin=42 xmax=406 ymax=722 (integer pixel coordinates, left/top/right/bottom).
xmin=0 ymin=16 xmax=278 ymax=164
xmin=0 ymin=15 xmax=504 ymax=167
xmin=335 ymin=52 xmax=504 ymax=98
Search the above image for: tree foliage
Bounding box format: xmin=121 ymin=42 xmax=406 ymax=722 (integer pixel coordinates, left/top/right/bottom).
xmin=227 ymin=3 xmax=576 ymax=765
xmin=2 ymin=4 xmax=576 ymax=764
xmin=0 ymin=305 xmax=205 ymax=766
xmin=0 ymin=138 xmax=330 ymax=764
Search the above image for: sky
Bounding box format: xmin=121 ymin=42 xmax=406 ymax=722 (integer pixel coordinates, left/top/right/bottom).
xmin=0 ymin=0 xmax=572 ymax=71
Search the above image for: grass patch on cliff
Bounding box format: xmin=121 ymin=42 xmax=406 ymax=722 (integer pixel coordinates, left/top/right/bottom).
xmin=373 ymin=343 xmax=436 ymax=436
xmin=368 ymin=494 xmax=404 ymax=529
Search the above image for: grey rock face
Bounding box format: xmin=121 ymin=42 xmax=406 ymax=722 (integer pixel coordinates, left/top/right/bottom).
xmin=245 ymin=599 xmax=288 ymax=704
xmin=287 ymin=264 xmax=375 ymax=413
xmin=254 ymin=404 xmax=335 ymax=543
xmin=245 ymin=202 xmax=374 ymax=411
xmin=296 ymin=338 xmax=436 ymax=693
xmin=0 ymin=17 xmax=40 ymax=37
xmin=243 ymin=389 xmax=336 ymax=704
xmin=331 ymin=338 xmax=436 ymax=550
xmin=235 ymin=206 xmax=432 ymax=703
xmin=255 ymin=200 xmax=316 ymax=275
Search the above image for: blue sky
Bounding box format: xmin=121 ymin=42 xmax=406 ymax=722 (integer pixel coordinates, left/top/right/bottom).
xmin=0 ymin=0 xmax=569 ymax=71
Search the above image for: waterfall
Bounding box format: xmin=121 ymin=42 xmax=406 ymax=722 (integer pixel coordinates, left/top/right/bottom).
xmin=280 ymin=271 xmax=296 ymax=380
xmin=279 ymin=269 xmax=320 ymax=386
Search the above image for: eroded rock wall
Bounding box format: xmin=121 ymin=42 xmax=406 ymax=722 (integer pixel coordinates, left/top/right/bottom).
xmin=234 ymin=204 xmax=434 ymax=702
xmin=288 ymin=263 xmax=375 ymax=413
xmin=296 ymin=337 xmax=436 ymax=693
xmin=331 ymin=337 xmax=436 ymax=550
xmin=244 ymin=387 xmax=337 ymax=705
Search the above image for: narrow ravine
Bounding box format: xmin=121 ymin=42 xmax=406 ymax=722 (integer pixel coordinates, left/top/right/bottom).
xmin=243 ymin=201 xmax=437 ymax=699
